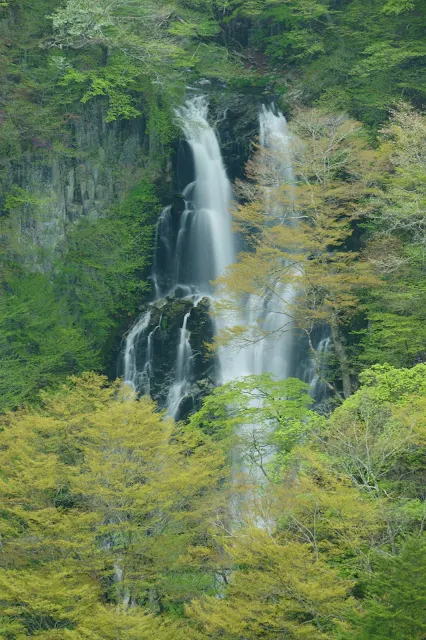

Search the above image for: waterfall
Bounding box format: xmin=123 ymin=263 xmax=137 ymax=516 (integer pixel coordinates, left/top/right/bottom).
xmin=167 ymin=312 xmax=193 ymax=418
xmin=301 ymin=333 xmax=331 ymax=402
xmin=259 ymin=104 xmax=294 ymax=187
xmin=123 ymin=311 xmax=151 ymax=391
xmin=175 ymin=96 xmax=235 ymax=289
xmin=122 ymin=97 xmax=327 ymax=421
xmin=243 ymin=106 xmax=297 ymax=381
xmin=122 ymin=95 xmax=238 ymax=417
xmin=250 ymin=106 xmax=331 ymax=396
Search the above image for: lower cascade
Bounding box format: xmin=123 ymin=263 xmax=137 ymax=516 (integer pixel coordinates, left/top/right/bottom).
xmin=121 ymin=96 xmax=322 ymax=419
xmin=166 ymin=311 xmax=194 ymax=418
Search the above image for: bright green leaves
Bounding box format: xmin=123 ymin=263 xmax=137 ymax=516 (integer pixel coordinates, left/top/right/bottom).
xmin=3 ymin=186 xmax=48 ymax=213
xmin=0 ymin=374 xmax=226 ymax=636
xmin=352 ymin=41 xmax=426 ymax=79
xmin=59 ymin=53 xmax=143 ymax=122
xmin=382 ymin=0 xmax=417 ymax=14
xmin=189 ymin=373 xmax=316 ymax=478
xmin=0 ymin=274 xmax=99 ymax=412
xmin=358 ymin=362 xmax=426 ymax=401
xmin=324 ymin=363 xmax=426 ymax=537
xmin=230 ymin=0 xmax=426 ymax=126
xmin=168 ymin=12 xmax=220 ymax=38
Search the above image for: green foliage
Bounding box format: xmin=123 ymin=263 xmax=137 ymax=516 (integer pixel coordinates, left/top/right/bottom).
xmin=223 ymin=0 xmax=426 ymax=126
xmin=219 ymin=108 xmax=378 ymax=398
xmin=358 ymin=361 xmax=426 ymax=400
xmin=359 ymin=311 xmax=426 ymax=367
xmin=347 ymin=537 xmax=426 ymax=639
xmin=0 ymin=274 xmax=98 ymax=411
xmin=184 ymin=364 xmax=426 ymax=637
xmin=358 ymin=106 xmax=426 ymax=368
xmin=382 ymin=0 xmax=417 ymax=14
xmin=190 ymin=374 xmax=313 ymax=433
xmin=1 ymin=361 xmax=426 ymax=638
xmin=1 ymin=2 xmax=426 ymax=639
xmin=188 ymin=530 xmax=354 ymax=639
xmin=59 ymin=53 xmax=143 ymax=122
xmin=57 ymin=180 xmax=159 ymax=356
xmin=3 ymin=186 xmax=48 ymax=212
xmin=0 ymin=373 xmax=226 ymax=637
xmin=49 ymin=0 xmax=247 ymax=99
xmin=0 ymin=174 xmax=159 ymax=410
xmin=189 ymin=374 xmax=316 ymax=477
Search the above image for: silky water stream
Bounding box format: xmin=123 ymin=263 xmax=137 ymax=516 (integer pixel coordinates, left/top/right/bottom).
xmin=122 ymin=96 xmax=328 ymax=428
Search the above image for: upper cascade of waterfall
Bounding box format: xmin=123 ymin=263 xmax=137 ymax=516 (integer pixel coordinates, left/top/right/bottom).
xmin=174 ymin=95 xmax=235 ymax=290
xmin=122 ymin=95 xmax=237 ymax=416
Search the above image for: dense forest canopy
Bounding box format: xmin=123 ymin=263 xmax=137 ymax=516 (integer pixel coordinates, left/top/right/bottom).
xmin=1 ymin=0 xmax=426 ymax=638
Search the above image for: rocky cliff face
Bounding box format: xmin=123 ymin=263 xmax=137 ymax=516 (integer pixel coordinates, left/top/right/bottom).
xmin=0 ymin=101 xmax=163 ymax=271
xmin=120 ymin=295 xmax=216 ymax=421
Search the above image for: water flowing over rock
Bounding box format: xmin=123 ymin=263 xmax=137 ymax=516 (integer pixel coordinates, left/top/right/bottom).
xmin=175 ymin=96 xmax=235 ymax=290
xmin=240 ymin=106 xmax=298 ymax=382
xmin=121 ymin=97 xmax=328 ymax=421
xmin=121 ymin=95 xmax=236 ymax=418
xmin=246 ymin=105 xmax=330 ymax=397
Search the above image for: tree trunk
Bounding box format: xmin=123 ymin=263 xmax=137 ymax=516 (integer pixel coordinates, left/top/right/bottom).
xmin=330 ymin=323 xmax=352 ymax=398
xmin=100 ymin=44 xmax=108 ymax=66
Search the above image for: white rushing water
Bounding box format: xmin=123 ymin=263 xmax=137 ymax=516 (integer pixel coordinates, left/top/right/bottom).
xmin=243 ymin=105 xmax=296 ymax=381
xmin=122 ymin=97 xmax=325 ymax=420
xmin=305 ymin=334 xmax=331 ymax=400
xmin=122 ymin=96 xmax=240 ymax=417
xmin=123 ymin=310 xmax=151 ymax=391
xmin=175 ymin=96 xmax=235 ymax=290
xmin=167 ymin=312 xmax=193 ymax=418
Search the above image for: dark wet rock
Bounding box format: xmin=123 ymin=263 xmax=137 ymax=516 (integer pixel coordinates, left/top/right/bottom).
xmin=125 ymin=296 xmax=216 ymax=412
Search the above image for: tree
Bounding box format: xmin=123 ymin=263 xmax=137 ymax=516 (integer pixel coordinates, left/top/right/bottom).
xmin=359 ymin=105 xmax=426 ymax=368
xmin=347 ymin=537 xmax=426 ymax=640
xmin=320 ymin=364 xmax=426 ymax=553
xmin=0 ymin=374 xmax=226 ymax=636
xmin=56 ymin=179 xmax=159 ymax=356
xmin=48 ymin=0 xmax=178 ymax=55
xmin=0 ymin=273 xmax=98 ymax=412
xmin=188 ymin=526 xmax=354 ymax=640
xmin=382 ymin=0 xmax=418 ymax=14
xmin=48 ymin=0 xmax=247 ymax=96
xmin=372 ymin=104 xmax=426 ymax=246
xmin=189 ymin=373 xmax=316 ymax=479
xmin=218 ymin=109 xmax=379 ymax=397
